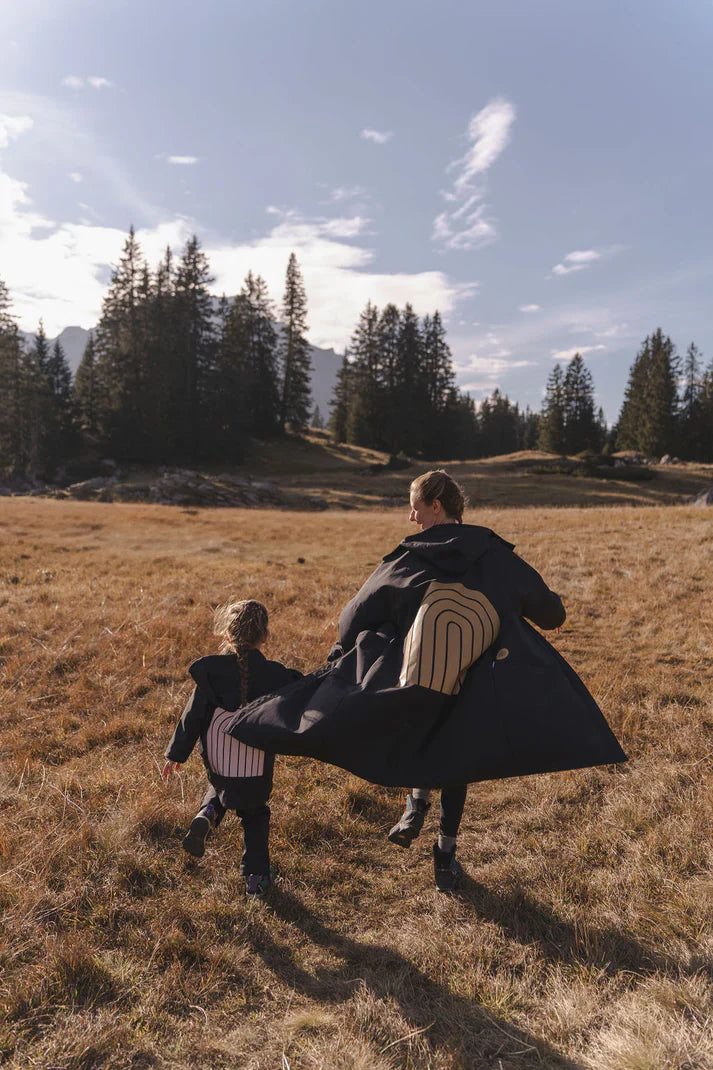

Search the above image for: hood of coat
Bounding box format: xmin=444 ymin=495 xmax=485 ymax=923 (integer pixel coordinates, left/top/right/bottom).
xmin=189 ymin=651 xmax=254 ymax=708
xmin=392 ymin=523 xmax=514 ymax=576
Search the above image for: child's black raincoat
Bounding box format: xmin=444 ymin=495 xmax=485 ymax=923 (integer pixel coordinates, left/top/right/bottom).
xmin=226 ymin=524 xmax=626 ymax=787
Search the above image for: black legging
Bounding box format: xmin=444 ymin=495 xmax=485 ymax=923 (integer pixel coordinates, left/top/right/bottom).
xmin=439 ymin=785 xmax=468 ymax=838
xmin=200 ymin=787 xmax=271 ymax=875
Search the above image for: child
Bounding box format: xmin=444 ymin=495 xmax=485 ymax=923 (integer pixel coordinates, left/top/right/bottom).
xmin=162 ymin=599 xmax=301 ymax=896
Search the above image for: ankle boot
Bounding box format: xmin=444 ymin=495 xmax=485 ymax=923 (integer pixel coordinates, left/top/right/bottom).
xmin=182 ymin=803 xmax=216 ymax=858
xmin=433 ymin=842 xmax=463 ymax=892
xmin=388 ymin=794 xmax=430 ymax=848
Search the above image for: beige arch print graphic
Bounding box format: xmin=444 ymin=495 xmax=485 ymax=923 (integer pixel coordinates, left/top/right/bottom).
xmin=399 ymin=582 xmax=500 ymax=695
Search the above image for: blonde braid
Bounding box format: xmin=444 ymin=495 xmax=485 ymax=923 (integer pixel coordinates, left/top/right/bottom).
xmin=213 ymin=599 xmax=269 ymax=706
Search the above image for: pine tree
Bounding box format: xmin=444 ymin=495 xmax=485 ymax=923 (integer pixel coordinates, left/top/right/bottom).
xmin=278 ymin=253 xmax=311 ymax=430
xmin=226 ymin=272 xmax=280 ymax=439
xmin=173 ymin=235 xmax=216 ymax=459
xmin=0 ymin=279 xmax=29 ymax=476
xmin=329 ymin=351 xmax=351 ymax=443
xmin=538 ymin=364 xmax=566 ymax=453
xmin=347 ymin=302 xmax=383 ymax=447
xmin=393 ymin=303 xmax=427 ymax=455
xmin=209 ymin=293 xmax=247 ymax=461
xmin=74 ymin=333 xmax=100 ymax=435
xmin=421 ymin=311 xmax=456 ymax=457
xmin=699 ymin=359 xmax=713 ymax=462
xmin=479 ymin=389 xmax=520 ymax=456
xmin=679 ymin=342 xmax=704 ymax=460
xmin=562 ymin=353 xmax=601 ymax=453
xmin=93 ymin=226 xmax=149 ymax=457
xmin=25 ymin=321 xmax=53 ymax=476
xmin=310 ymin=404 xmax=324 ymax=429
xmin=616 ymin=330 xmax=678 ymax=457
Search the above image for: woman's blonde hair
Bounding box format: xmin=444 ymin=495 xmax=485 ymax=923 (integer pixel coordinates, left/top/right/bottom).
xmin=410 ymin=469 xmax=466 ymax=524
xmin=213 ymin=599 xmax=268 ymax=704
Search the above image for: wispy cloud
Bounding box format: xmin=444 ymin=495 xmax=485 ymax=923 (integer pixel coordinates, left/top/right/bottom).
xmin=433 ymin=97 xmax=515 ymax=251
xmin=61 ymin=75 xmax=115 ymax=90
xmin=458 ymin=354 xmax=534 ymax=394
xmin=361 ymin=128 xmax=392 ymax=145
xmin=69 ymin=172 xmax=83 ymax=183
xmin=551 ymin=344 xmax=607 ymax=361
xmin=0 ymin=113 xmax=33 ymax=148
xmin=325 ymin=185 xmax=366 ymax=203
xmin=0 ymin=143 xmax=470 ymax=344
xmin=552 ymin=249 xmax=601 ymax=276
xmin=519 ymin=303 xmax=540 ymax=313
xmin=167 ymin=155 xmax=199 ymax=165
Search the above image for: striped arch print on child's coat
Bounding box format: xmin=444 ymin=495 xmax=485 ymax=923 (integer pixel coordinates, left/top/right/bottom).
xmin=206 ymin=708 xmax=266 ymax=777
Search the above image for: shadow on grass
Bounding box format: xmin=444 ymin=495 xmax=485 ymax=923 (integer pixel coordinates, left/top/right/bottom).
xmin=247 ymin=884 xmax=585 ymax=1070
xmin=456 ymin=874 xmax=709 ymax=980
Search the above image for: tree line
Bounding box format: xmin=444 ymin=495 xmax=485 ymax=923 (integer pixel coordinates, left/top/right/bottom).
xmin=537 ymin=329 xmax=713 ymax=460
xmin=0 ymin=229 xmax=313 ymax=477
xmin=1 ymin=225 xmax=712 ymax=481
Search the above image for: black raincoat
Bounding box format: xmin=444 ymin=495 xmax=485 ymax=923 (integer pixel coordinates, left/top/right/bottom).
xmin=226 ymin=524 xmax=626 ymax=788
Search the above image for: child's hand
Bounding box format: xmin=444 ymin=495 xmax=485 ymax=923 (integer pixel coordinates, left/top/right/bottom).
xmin=162 ymin=760 xmax=181 ymax=779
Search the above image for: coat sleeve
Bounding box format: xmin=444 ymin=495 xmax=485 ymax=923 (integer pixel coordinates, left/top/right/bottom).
xmin=337 ymin=569 xmax=394 ymax=654
xmin=164 ymin=685 xmax=213 ymax=762
xmin=509 ymin=552 xmax=566 ymax=630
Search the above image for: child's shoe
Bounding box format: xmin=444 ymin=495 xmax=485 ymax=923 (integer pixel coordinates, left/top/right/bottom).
xmin=245 ymin=867 xmax=274 ymax=898
xmin=388 ymin=794 xmax=430 ymax=847
xmin=433 ymin=843 xmax=463 ymax=892
xmin=182 ymin=804 xmax=216 ymax=858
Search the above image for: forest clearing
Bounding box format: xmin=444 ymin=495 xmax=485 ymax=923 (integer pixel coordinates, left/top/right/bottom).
xmin=1 ymin=496 xmax=712 ymax=1070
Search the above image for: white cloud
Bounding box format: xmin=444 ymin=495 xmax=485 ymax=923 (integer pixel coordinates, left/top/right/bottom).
xmin=458 ymin=354 xmax=534 ymax=394
xmin=69 ymin=172 xmax=83 ymax=183
xmin=551 ymin=249 xmax=602 ymax=276
xmin=361 ymin=128 xmax=393 ymax=145
xmin=434 ymin=97 xmax=515 ymax=251
xmin=594 ymin=322 xmax=630 ymax=339
xmin=550 ymin=344 xmax=607 ymax=361
xmin=0 ymin=113 xmax=33 ymax=148
xmin=325 ymin=185 xmax=366 ymax=203
xmin=519 ymin=303 xmax=540 ymax=313
xmin=167 ymin=155 xmax=199 ymax=165
xmin=61 ymin=76 xmax=115 ymax=90
xmin=0 ymin=148 xmax=470 ymax=344
xmin=209 ymin=211 xmax=473 ymax=350
xmin=451 ymin=98 xmax=516 ymax=193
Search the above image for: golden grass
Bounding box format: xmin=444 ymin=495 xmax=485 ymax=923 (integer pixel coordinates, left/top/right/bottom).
xmin=1 ymin=498 xmax=712 ymax=1069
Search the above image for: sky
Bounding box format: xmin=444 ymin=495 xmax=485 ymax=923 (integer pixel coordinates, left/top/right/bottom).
xmin=2 ymin=0 xmax=712 ymax=421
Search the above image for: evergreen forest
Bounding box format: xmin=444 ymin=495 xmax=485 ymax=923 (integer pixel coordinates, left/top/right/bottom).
xmin=1 ymin=227 xmax=712 ymax=484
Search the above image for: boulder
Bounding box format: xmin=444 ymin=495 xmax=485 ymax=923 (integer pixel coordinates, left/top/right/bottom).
xmin=691 ymin=488 xmax=713 ymax=508
xmin=66 ymin=476 xmax=118 ymax=500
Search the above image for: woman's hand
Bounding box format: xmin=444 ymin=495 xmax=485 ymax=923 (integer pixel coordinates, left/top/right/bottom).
xmin=162 ymin=760 xmax=182 ymax=779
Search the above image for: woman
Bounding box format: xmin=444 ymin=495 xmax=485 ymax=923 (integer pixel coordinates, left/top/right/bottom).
xmin=226 ymin=470 xmax=626 ymax=891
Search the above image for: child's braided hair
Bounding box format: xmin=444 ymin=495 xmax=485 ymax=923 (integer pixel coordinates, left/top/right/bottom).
xmin=214 ymin=599 xmax=268 ymax=705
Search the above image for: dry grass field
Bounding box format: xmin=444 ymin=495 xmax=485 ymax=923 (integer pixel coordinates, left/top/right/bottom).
xmin=1 ymin=495 xmax=712 ymax=1069
xmin=242 ymin=433 xmax=713 ymax=509
xmin=125 ymin=432 xmax=713 ymax=510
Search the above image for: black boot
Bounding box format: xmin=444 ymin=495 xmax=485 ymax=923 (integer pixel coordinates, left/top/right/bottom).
xmin=388 ymin=794 xmax=430 ymax=848
xmin=182 ymin=803 xmax=216 ymax=858
xmin=433 ymin=842 xmax=463 ymax=892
